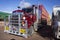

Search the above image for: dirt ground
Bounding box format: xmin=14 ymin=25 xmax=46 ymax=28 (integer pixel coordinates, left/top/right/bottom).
xmin=0 ymin=21 xmax=50 ymax=40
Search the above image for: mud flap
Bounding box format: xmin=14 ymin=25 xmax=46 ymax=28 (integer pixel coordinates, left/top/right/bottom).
xmin=33 ymin=22 xmax=38 ymax=31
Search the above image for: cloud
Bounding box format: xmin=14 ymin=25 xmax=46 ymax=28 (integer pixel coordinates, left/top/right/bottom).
xmin=19 ymin=0 xmax=31 ymax=8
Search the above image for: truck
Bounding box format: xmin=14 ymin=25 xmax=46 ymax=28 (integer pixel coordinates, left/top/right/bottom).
xmin=52 ymin=6 xmax=60 ymax=39
xmin=4 ymin=5 xmax=50 ymax=38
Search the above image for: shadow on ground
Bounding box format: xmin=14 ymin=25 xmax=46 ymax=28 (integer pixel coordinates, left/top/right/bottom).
xmin=37 ymin=24 xmax=53 ymax=39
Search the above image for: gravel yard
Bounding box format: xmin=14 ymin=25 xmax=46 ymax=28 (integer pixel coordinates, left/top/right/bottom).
xmin=0 ymin=21 xmax=51 ymax=40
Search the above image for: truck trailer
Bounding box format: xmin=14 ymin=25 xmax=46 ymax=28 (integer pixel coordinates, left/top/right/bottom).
xmin=4 ymin=5 xmax=50 ymax=38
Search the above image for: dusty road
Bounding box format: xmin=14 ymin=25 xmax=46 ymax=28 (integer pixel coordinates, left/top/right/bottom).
xmin=0 ymin=21 xmax=51 ymax=40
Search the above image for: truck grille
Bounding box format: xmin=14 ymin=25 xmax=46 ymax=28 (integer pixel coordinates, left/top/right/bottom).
xmin=10 ymin=15 xmax=19 ymax=26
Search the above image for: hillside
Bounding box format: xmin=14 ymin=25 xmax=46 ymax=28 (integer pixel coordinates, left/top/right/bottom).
xmin=0 ymin=11 xmax=10 ymax=19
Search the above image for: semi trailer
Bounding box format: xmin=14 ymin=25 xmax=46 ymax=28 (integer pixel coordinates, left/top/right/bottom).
xmin=4 ymin=5 xmax=50 ymax=38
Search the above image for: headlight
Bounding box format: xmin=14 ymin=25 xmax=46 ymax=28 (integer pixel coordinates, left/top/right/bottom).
xmin=22 ymin=24 xmax=24 ymax=26
xmin=23 ymin=17 xmax=25 ymax=20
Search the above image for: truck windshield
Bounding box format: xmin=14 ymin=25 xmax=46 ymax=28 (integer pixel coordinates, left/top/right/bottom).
xmin=22 ymin=8 xmax=33 ymax=13
xmin=57 ymin=11 xmax=60 ymax=21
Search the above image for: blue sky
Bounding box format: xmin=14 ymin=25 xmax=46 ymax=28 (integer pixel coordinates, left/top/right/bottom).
xmin=0 ymin=0 xmax=60 ymax=16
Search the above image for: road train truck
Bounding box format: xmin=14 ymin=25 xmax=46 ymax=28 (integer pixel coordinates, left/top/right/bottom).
xmin=4 ymin=5 xmax=50 ymax=38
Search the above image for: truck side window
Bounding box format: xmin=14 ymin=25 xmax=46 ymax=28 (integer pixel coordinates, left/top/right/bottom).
xmin=52 ymin=12 xmax=55 ymax=21
xmin=57 ymin=11 xmax=60 ymax=21
xmin=58 ymin=11 xmax=60 ymax=17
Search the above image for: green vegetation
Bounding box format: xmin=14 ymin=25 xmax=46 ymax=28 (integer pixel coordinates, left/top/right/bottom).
xmin=0 ymin=11 xmax=11 ymax=19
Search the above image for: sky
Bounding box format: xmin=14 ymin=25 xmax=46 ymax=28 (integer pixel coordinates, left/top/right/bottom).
xmin=0 ymin=0 xmax=60 ymax=17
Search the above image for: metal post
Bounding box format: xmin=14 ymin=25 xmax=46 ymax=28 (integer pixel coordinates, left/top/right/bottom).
xmin=32 ymin=5 xmax=35 ymax=14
